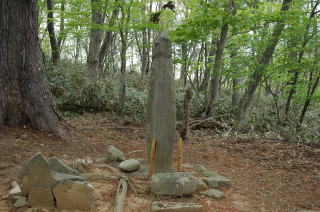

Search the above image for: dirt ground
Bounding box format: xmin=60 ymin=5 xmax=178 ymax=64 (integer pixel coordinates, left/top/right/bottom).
xmin=0 ymin=113 xmax=319 ymax=212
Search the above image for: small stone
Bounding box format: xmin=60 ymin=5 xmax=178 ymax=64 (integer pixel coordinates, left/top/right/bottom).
xmin=151 ymin=172 xmax=197 ymax=196
xmin=107 ymin=145 xmax=125 ymax=162
xmin=95 ymin=157 xmax=111 ymax=163
xmin=53 ymin=180 xmax=94 ymax=211
xmin=9 ymin=181 xmax=22 ymax=196
xmin=194 ymin=165 xmax=206 ymax=172
xmin=17 ymin=152 xmax=55 ymax=195
xmin=202 ymin=177 xmax=218 ymax=188
xmin=27 ymin=187 xmax=54 ymax=207
xmin=182 ymin=163 xmax=194 ymax=169
xmin=213 ymin=175 xmax=231 ymax=187
xmin=196 ymin=178 xmax=208 ymax=191
xmin=119 ymin=159 xmax=140 ymax=172
xmin=202 ymin=171 xmax=218 ymax=177
xmin=201 ymin=189 xmax=225 ymax=199
xmin=150 ymin=201 xmax=203 ymax=212
xmin=13 ymin=196 xmax=27 ymax=208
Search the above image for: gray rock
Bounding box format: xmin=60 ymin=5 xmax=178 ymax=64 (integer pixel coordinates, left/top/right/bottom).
xmin=9 ymin=181 xmax=22 ymax=196
xmin=72 ymin=158 xmax=92 ymax=173
xmin=16 ymin=152 xmax=55 ymax=195
xmin=213 ymin=175 xmax=231 ymax=187
xmin=110 ymin=161 xmax=121 ymax=169
xmin=53 ymin=180 xmax=94 ymax=211
xmin=51 ymin=171 xmax=84 ymax=182
xmin=48 ymin=157 xmax=80 ymax=176
xmin=119 ymin=159 xmax=140 ymax=172
xmin=146 ymin=30 xmax=176 ymax=173
xmin=202 ymin=171 xmax=218 ymax=177
xmin=13 ymin=196 xmax=27 ymax=208
xmin=196 ymin=178 xmax=208 ymax=191
xmin=182 ymin=163 xmax=194 ymax=169
xmin=95 ymin=157 xmax=111 ymax=163
xmin=131 ymin=166 xmax=149 ymax=179
xmin=150 ymin=201 xmax=203 ymax=212
xmin=107 ymin=145 xmax=125 ymax=162
xmin=194 ymin=165 xmax=206 ymax=172
xmin=202 ymin=177 xmax=218 ymax=188
xmin=201 ymin=189 xmax=225 ymax=199
xmin=151 ymin=172 xmax=197 ymax=196
xmin=27 ymin=187 xmax=54 ymax=207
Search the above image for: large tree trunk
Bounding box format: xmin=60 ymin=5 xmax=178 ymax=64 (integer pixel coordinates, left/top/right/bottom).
xmin=235 ymin=0 xmax=292 ymax=122
xmin=87 ymin=0 xmax=105 ymax=82
xmin=0 ymin=0 xmax=61 ymax=134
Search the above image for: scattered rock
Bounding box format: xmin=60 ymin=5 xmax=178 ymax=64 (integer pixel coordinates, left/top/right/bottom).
xmin=9 ymin=181 xmax=22 ymax=196
xmin=212 ymin=175 xmax=231 ymax=187
xmin=53 ymin=180 xmax=94 ymax=211
xmin=27 ymin=187 xmax=54 ymax=207
xmin=12 ymin=196 xmax=27 ymax=208
xmin=182 ymin=163 xmax=194 ymax=169
xmin=151 ymin=172 xmax=197 ymax=196
xmin=202 ymin=177 xmax=218 ymax=188
xmin=51 ymin=171 xmax=84 ymax=182
xmin=72 ymin=158 xmax=92 ymax=173
xmin=150 ymin=201 xmax=203 ymax=212
xmin=202 ymin=171 xmax=218 ymax=177
xmin=48 ymin=157 xmax=80 ymax=175
xmin=16 ymin=152 xmax=55 ymax=195
xmin=196 ymin=178 xmax=208 ymax=191
xmin=119 ymin=159 xmax=140 ymax=172
xmin=107 ymin=145 xmax=125 ymax=162
xmin=95 ymin=157 xmax=111 ymax=163
xmin=194 ymin=165 xmax=206 ymax=172
xmin=201 ymin=189 xmax=225 ymax=199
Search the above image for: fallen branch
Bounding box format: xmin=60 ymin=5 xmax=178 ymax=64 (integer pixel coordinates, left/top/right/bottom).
xmin=114 ymin=177 xmax=128 ymax=212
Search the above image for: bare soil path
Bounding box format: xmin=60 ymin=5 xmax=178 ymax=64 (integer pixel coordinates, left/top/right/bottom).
xmin=0 ymin=113 xmax=319 ymax=211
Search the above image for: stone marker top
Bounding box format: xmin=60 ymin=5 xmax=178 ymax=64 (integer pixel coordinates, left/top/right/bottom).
xmin=152 ymin=30 xmax=172 ymax=59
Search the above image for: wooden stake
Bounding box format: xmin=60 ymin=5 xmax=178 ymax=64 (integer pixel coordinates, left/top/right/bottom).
xmin=177 ymin=137 xmax=183 ymax=171
xmin=149 ymin=138 xmax=157 ymax=177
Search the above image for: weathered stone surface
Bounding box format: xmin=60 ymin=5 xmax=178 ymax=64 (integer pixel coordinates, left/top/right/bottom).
xmin=201 ymin=189 xmax=225 ymax=199
xmin=150 ymin=201 xmax=203 ymax=212
xmin=151 ymin=172 xmax=197 ymax=196
xmin=147 ymin=30 xmax=176 ymax=173
xmin=16 ymin=153 xmax=55 ymax=195
xmin=107 ymin=145 xmax=125 ymax=162
xmin=183 ymin=163 xmax=194 ymax=169
xmin=213 ymin=175 xmax=231 ymax=187
xmin=48 ymin=157 xmax=80 ymax=176
xmin=119 ymin=159 xmax=140 ymax=172
xmin=95 ymin=157 xmax=111 ymax=163
xmin=53 ymin=180 xmax=94 ymax=211
xmin=196 ymin=178 xmax=208 ymax=191
xmin=13 ymin=196 xmax=27 ymax=208
xmin=27 ymin=187 xmax=54 ymax=207
xmin=202 ymin=171 xmax=218 ymax=177
xmin=9 ymin=181 xmax=22 ymax=196
xmin=51 ymin=171 xmax=84 ymax=182
xmin=194 ymin=165 xmax=206 ymax=172
xmin=202 ymin=177 xmax=218 ymax=188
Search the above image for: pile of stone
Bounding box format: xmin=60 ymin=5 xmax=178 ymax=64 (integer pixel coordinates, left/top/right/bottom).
xmin=9 ymin=152 xmax=93 ymax=210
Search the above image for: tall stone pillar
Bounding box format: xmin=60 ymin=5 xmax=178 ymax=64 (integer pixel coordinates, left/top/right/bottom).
xmin=147 ymin=30 xmax=176 ymax=173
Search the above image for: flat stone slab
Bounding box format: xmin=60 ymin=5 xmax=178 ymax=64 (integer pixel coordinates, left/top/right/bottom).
xmin=201 ymin=189 xmax=225 ymax=199
xmin=27 ymin=187 xmax=54 ymax=207
xmin=151 ymin=172 xmax=197 ymax=196
xmin=48 ymin=157 xmax=80 ymax=176
xmin=13 ymin=196 xmax=27 ymax=208
xmin=9 ymin=181 xmax=22 ymax=196
xmin=196 ymin=178 xmax=208 ymax=191
xmin=17 ymin=152 xmax=55 ymax=195
xmin=53 ymin=180 xmax=94 ymax=211
xmin=119 ymin=159 xmax=140 ymax=172
xmin=202 ymin=171 xmax=218 ymax=177
xmin=194 ymin=165 xmax=206 ymax=172
xmin=151 ymin=201 xmax=203 ymax=212
xmin=202 ymin=177 xmax=218 ymax=188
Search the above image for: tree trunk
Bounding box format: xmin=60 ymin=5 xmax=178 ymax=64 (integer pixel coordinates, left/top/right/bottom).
xmin=180 ymin=43 xmax=188 ymax=87
xmin=0 ymin=0 xmax=61 ymax=134
xmin=46 ymin=0 xmax=60 ymax=66
xmin=87 ymin=0 xmax=105 ymax=82
xmin=235 ymin=0 xmax=292 ymax=122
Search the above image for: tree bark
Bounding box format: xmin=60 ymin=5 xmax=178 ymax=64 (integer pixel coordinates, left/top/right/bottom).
xmin=235 ymin=0 xmax=292 ymax=122
xmin=87 ymin=0 xmax=105 ymax=82
xmin=180 ymin=43 xmax=188 ymax=87
xmin=0 ymin=0 xmax=61 ymax=134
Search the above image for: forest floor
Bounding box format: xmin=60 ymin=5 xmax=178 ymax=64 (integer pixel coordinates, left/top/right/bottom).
xmin=0 ymin=113 xmax=319 ymax=212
